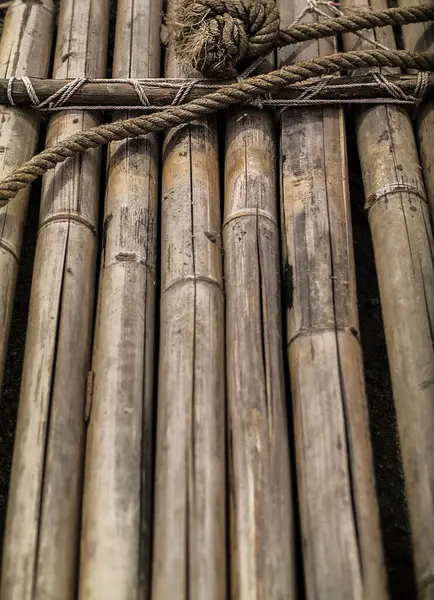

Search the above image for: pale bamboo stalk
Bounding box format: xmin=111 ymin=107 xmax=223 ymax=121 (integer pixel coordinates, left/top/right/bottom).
xmin=342 ymin=1 xmax=434 ymax=597
xmin=78 ymin=0 xmax=161 ymax=598
xmin=398 ymin=0 xmax=434 ymax=219
xmin=151 ymin=2 xmax=226 ymax=599
xmin=0 ymin=0 xmax=54 ymax=390
xmin=0 ymin=0 xmax=109 ymax=597
xmin=277 ymin=0 xmax=387 ymax=598
xmin=223 ymin=104 xmax=296 ymax=598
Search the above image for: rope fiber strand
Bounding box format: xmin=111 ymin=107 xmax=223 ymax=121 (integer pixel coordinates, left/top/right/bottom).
xmin=1 ymin=68 xmax=432 ymax=110
xmin=1 ymin=48 xmax=434 ymax=204
xmin=1 ymin=0 xmax=434 ymax=205
xmin=171 ymin=1 xmax=434 ymax=76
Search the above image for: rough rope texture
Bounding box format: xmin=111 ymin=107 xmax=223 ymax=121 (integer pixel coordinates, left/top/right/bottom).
xmin=3 ymin=71 xmax=429 ymax=111
xmin=172 ymin=0 xmax=280 ymax=77
xmin=5 ymin=75 xmax=203 ymax=110
xmin=172 ymin=1 xmax=434 ymax=76
xmin=1 ymin=49 xmax=434 ymax=204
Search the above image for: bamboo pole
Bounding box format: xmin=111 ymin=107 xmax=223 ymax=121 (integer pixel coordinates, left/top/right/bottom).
xmin=398 ymin=0 xmax=434 ymax=218
xmin=0 ymin=0 xmax=54 ymax=390
xmin=277 ymin=0 xmax=388 ymax=598
xmin=78 ymin=0 xmax=161 ymax=598
xmin=342 ymin=1 xmax=434 ymax=597
xmin=0 ymin=72 xmax=433 ymax=106
xmin=223 ymin=95 xmax=296 ymax=599
xmin=0 ymin=0 xmax=109 ymax=597
xmin=151 ymin=1 xmax=226 ymax=599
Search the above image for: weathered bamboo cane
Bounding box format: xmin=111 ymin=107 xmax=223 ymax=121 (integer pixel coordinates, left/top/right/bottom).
xmin=0 ymin=0 xmax=54 ymax=390
xmin=78 ymin=0 xmax=161 ymax=598
xmin=223 ymin=97 xmax=296 ymax=598
xmin=0 ymin=0 xmax=109 ymax=597
xmin=1 ymin=72 xmax=433 ymax=107
xmin=277 ymin=1 xmax=388 ymax=598
xmin=151 ymin=1 xmax=226 ymax=599
xmin=398 ymin=0 xmax=434 ymax=218
xmin=342 ymin=0 xmax=434 ymax=597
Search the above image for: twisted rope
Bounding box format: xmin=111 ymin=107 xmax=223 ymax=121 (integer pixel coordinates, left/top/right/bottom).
xmin=172 ymin=1 xmax=434 ymax=76
xmin=3 ymin=71 xmax=429 ymax=111
xmin=1 ymin=49 xmax=434 ymax=204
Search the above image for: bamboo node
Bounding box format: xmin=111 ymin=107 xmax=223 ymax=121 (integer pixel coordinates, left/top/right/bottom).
xmin=2 ymin=0 xmax=434 ymax=206
xmin=1 ymin=48 xmax=434 ymax=206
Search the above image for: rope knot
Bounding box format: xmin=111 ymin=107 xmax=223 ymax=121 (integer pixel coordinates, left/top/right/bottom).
xmin=171 ymin=0 xmax=280 ymax=77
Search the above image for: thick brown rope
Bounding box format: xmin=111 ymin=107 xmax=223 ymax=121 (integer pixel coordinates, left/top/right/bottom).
xmin=172 ymin=1 xmax=434 ymax=76
xmin=1 ymin=48 xmax=434 ymax=204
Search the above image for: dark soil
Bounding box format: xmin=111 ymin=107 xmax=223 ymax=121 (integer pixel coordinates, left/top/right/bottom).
xmin=0 ymin=178 xmax=40 ymax=559
xmin=347 ymin=117 xmax=417 ymax=599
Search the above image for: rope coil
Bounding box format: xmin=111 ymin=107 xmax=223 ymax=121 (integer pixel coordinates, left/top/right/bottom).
xmin=171 ymin=1 xmax=434 ymax=76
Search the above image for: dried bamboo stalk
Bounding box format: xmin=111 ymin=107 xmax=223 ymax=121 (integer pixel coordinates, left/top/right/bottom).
xmin=78 ymin=0 xmax=161 ymax=598
xmin=223 ymin=104 xmax=296 ymax=598
xmin=1 ymin=72 xmax=433 ymax=106
xmin=0 ymin=0 xmax=109 ymax=597
xmin=0 ymin=0 xmax=54 ymax=390
xmin=398 ymin=0 xmax=434 ymax=218
xmin=278 ymin=0 xmax=387 ymax=598
xmin=151 ymin=1 xmax=226 ymax=599
xmin=342 ymin=1 xmax=434 ymax=597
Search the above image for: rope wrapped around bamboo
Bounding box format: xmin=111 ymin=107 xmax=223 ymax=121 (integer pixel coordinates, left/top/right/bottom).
xmin=1 ymin=72 xmax=433 ymax=109
xmin=0 ymin=2 xmax=434 ymax=204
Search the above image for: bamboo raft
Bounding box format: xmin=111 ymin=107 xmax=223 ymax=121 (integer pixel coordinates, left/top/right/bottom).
xmin=0 ymin=0 xmax=434 ymax=598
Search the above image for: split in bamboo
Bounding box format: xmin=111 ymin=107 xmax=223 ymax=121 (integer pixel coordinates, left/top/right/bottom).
xmin=151 ymin=0 xmax=226 ymax=598
xmin=78 ymin=0 xmax=161 ymax=598
xmin=342 ymin=0 xmax=434 ymax=597
xmin=1 ymin=0 xmax=109 ymax=597
xmin=0 ymin=72 xmax=433 ymax=107
xmin=398 ymin=0 xmax=434 ymax=218
xmin=278 ymin=0 xmax=388 ymax=598
xmin=224 ymin=99 xmax=296 ymax=597
xmin=0 ymin=0 xmax=53 ymax=390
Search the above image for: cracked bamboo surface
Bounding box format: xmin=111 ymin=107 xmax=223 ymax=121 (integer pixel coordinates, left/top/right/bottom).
xmin=223 ymin=102 xmax=296 ymax=598
xmin=278 ymin=0 xmax=387 ymax=598
xmin=342 ymin=0 xmax=434 ymax=597
xmin=78 ymin=0 xmax=161 ymax=598
xmin=1 ymin=0 xmax=109 ymax=597
xmin=0 ymin=0 xmax=54 ymax=391
xmin=398 ymin=0 xmax=434 ymax=219
xmin=151 ymin=1 xmax=226 ymax=598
